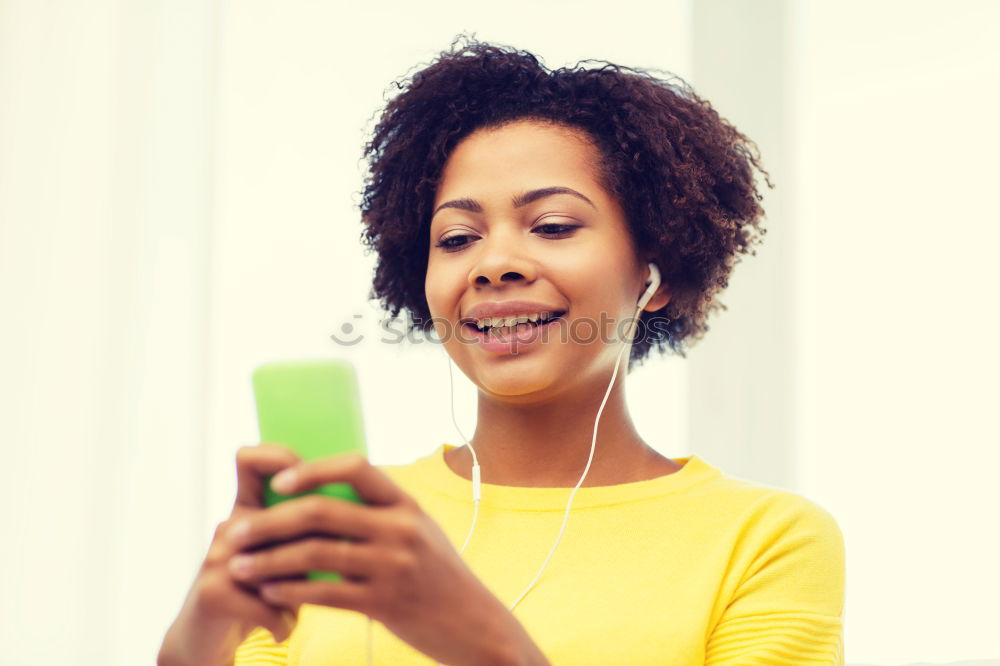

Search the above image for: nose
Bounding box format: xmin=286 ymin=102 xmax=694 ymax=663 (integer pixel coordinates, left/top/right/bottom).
xmin=467 ymin=230 xmax=538 ymax=288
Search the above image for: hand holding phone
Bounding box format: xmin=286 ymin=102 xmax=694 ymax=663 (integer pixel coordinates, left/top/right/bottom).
xmin=251 ymin=358 xmax=369 ymax=581
xmin=159 ymin=362 xmax=381 ymax=663
xmin=157 ymin=444 xmax=303 ymax=662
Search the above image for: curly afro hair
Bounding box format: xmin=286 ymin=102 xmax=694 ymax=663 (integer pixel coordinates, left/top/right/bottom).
xmin=359 ymin=34 xmax=770 ymax=368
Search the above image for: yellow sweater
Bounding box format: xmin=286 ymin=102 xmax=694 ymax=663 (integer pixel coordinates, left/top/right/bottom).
xmin=234 ymin=444 xmax=845 ymax=665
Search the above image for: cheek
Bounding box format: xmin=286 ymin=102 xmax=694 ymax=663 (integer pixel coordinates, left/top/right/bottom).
xmin=561 ymin=268 xmax=639 ymax=338
xmin=562 ymin=262 xmax=624 ymax=309
xmin=424 ymin=288 xmax=452 ymax=344
xmin=424 ymin=257 xmax=442 ymax=307
xmin=424 ymin=263 xmax=464 ymax=324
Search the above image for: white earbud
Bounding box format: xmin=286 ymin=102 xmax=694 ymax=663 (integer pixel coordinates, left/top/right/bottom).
xmin=637 ymin=262 xmax=661 ymax=311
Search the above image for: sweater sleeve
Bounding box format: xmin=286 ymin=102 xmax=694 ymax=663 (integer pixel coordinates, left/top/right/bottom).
xmin=232 ymin=626 xmax=289 ymax=665
xmin=705 ymin=493 xmax=846 ymax=666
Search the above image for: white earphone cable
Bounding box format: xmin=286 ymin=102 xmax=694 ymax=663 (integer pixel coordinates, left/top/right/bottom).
xmin=506 ymin=302 xmax=642 ymax=612
xmin=374 ymin=266 xmax=657 ymax=666
xmin=448 ymin=358 xmax=483 ymax=554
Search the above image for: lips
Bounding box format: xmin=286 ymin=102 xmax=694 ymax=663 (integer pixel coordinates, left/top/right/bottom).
xmin=461 ymin=300 xmax=567 ymax=325
xmin=462 ymin=310 xmax=567 ymax=335
xmin=463 ymin=311 xmax=567 ymax=353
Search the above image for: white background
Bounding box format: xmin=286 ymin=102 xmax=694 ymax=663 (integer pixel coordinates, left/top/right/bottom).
xmin=0 ymin=1 xmax=997 ymax=664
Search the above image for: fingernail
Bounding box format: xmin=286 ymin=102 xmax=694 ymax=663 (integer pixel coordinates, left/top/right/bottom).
xmin=272 ymin=469 xmax=297 ymax=493
xmin=229 ymin=519 xmax=251 ymax=545
xmin=229 ymin=554 xmax=253 ymax=577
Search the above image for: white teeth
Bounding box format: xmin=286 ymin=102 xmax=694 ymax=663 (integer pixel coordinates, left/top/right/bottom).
xmin=474 ymin=311 xmax=557 ymax=331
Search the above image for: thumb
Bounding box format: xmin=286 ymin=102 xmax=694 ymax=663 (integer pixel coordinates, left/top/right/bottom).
xmin=271 ymin=610 xmax=297 ymax=643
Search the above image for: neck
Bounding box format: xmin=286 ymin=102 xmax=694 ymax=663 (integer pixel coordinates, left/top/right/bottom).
xmin=445 ymin=358 xmax=679 ymax=487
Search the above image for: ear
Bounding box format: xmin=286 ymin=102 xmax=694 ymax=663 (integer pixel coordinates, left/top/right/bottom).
xmin=643 ymin=283 xmax=671 ymax=313
xmin=640 ymin=259 xmax=671 ymax=313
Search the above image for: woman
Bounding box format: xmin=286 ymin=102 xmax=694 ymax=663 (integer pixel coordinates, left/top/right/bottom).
xmin=158 ymin=36 xmax=845 ymax=665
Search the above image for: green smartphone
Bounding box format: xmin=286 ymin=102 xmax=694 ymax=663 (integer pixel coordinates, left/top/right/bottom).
xmin=251 ymin=358 xmax=369 ymax=582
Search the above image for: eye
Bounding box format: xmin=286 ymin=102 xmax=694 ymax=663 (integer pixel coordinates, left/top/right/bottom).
xmin=433 ymin=223 xmax=579 ymax=252
xmin=534 ymin=223 xmax=579 ymax=238
xmin=434 ymin=234 xmax=479 ymax=251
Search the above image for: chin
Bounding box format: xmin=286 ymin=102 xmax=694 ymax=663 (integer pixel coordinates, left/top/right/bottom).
xmin=474 ymin=366 xmax=572 ymax=403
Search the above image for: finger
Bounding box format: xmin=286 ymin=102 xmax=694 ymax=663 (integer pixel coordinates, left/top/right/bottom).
xmin=197 ymin=569 xmax=298 ymax=644
xmin=228 ymin=536 xmax=380 ymax=583
xmin=258 ymin=578 xmax=370 ymax=616
xmin=247 ymin=599 xmax=297 ymax=644
xmin=235 ymin=587 xmax=297 ymax=643
xmin=234 ymin=443 xmax=302 ymax=509
xmin=273 ymin=453 xmax=405 ymax=506
xmin=230 ymin=493 xmax=378 ymax=551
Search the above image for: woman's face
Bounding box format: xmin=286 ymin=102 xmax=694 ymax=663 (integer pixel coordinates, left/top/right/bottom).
xmin=425 ymin=119 xmax=663 ymax=402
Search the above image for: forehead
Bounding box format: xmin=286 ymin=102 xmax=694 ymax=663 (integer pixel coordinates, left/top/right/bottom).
xmin=433 ymin=120 xmax=608 ymax=205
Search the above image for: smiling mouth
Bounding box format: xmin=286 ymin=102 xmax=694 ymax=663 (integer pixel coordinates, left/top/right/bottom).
xmin=464 ymin=311 xmax=567 ymax=336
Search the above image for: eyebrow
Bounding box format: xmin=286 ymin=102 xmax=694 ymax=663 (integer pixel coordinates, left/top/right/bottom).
xmin=431 ymin=186 xmax=597 ymax=218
